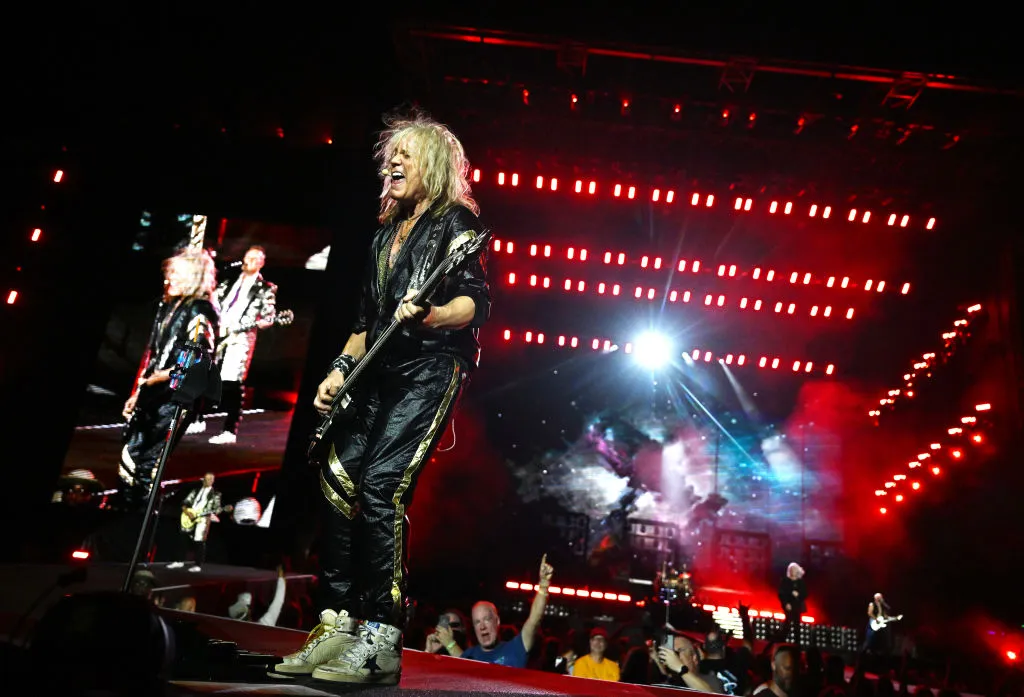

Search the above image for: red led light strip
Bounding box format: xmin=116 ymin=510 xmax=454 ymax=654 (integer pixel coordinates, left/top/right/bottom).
xmin=873 ymin=404 xmax=991 ymax=515
xmin=504 ymin=583 xmax=817 ymax=622
xmin=867 ymin=304 xmax=982 ymax=418
xmin=474 ymin=169 xmax=937 ymax=231
xmin=492 ymin=240 xmax=911 ymax=297
xmin=502 ymin=273 xmax=857 ymax=321
xmin=506 ymin=580 xmax=632 ymax=602
xmin=499 ymin=329 xmax=836 ymax=376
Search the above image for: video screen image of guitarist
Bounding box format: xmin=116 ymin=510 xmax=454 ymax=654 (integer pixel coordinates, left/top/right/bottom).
xmin=58 ymin=211 xmax=335 ymax=512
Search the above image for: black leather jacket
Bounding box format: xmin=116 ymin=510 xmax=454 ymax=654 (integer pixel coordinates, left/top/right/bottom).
xmin=143 ymin=298 xmax=218 ymax=378
xmin=352 ymin=204 xmax=490 ymax=369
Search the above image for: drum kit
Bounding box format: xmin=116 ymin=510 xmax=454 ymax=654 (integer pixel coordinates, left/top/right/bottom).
xmin=651 ymin=560 xmax=704 ymax=630
xmin=654 ymin=559 xmax=694 ymax=605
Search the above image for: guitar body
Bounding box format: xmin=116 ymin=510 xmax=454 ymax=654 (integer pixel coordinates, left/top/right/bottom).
xmin=216 ymin=309 xmax=295 ymax=358
xmin=869 ymin=614 xmax=903 ymax=631
xmin=307 ymin=389 xmax=357 ymax=467
xmin=180 ymin=505 xmax=233 ymax=532
xmin=122 ymin=382 xmax=168 ymax=440
xmin=180 ymin=508 xmax=201 ymax=532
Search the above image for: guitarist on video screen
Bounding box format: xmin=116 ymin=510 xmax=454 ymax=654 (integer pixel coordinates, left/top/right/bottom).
xmin=166 ymin=472 xmax=226 ymax=573
xmin=270 ymin=111 xmax=489 ymax=685
xmin=190 ymin=245 xmax=279 ymax=445
xmin=119 ymin=248 xmax=218 ymax=511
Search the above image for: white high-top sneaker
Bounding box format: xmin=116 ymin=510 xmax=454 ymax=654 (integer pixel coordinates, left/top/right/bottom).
xmin=272 ymin=609 xmax=361 ymax=675
xmin=311 ymin=621 xmax=402 ymax=685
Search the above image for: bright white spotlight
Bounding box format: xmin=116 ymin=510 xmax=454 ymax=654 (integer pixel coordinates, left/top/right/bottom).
xmin=633 ymin=331 xmax=672 ymax=370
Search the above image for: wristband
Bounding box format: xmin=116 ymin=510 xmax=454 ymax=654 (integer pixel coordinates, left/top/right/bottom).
xmin=445 ymin=641 xmax=457 ymax=652
xmin=330 ymin=354 xmax=358 ymax=376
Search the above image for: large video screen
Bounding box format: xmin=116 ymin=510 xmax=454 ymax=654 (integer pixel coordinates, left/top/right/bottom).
xmin=57 ymin=212 xmax=333 ymax=523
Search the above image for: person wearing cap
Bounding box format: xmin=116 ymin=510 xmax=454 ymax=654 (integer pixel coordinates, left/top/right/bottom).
xmin=228 ymin=566 xmax=287 ymax=626
xmin=129 ymin=569 xmax=157 ymax=600
xmin=570 ymin=626 xmax=620 ymax=682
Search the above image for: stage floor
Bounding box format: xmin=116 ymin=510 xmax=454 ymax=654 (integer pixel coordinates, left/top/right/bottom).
xmin=0 ymin=561 xmax=310 ymax=644
xmin=160 ymin=607 xmax=695 ymax=696
xmin=61 ymin=408 xmax=294 ymax=483
xmin=0 ymin=561 xmax=702 ymax=696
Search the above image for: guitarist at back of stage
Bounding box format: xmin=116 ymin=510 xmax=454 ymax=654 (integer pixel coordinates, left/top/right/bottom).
xmin=167 ymin=472 xmax=223 ymax=573
xmin=189 ymin=245 xmax=278 ymax=445
xmin=862 ymin=592 xmax=899 ymax=654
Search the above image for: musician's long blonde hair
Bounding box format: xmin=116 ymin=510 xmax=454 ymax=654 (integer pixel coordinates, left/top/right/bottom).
xmin=375 ymin=110 xmax=479 ymax=224
xmin=162 ymin=247 xmax=217 ymax=301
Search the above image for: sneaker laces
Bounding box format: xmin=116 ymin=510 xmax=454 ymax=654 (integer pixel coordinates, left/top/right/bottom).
xmin=297 ymin=610 xmax=349 ymax=656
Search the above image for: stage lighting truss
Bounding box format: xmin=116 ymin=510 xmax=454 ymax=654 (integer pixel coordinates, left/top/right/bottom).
xmin=872 ymin=406 xmax=991 ymax=514
xmin=499 ymin=327 xmax=836 ymax=376
xmin=492 ymin=241 xmax=912 ymax=300
xmin=502 ymin=271 xmax=859 ymax=322
xmin=476 ymin=169 xmax=937 ymax=232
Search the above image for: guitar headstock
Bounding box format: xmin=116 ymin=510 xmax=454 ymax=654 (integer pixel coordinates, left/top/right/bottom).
xmin=276 ymin=309 xmax=295 ymax=327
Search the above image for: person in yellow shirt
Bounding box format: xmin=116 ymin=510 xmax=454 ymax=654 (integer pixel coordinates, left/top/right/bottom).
xmin=571 ymin=627 xmax=620 ymax=682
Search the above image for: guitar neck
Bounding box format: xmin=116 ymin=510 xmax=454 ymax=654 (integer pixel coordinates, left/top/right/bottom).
xmin=334 ymin=258 xmax=453 ymax=390
xmin=315 ymin=231 xmax=487 ymax=436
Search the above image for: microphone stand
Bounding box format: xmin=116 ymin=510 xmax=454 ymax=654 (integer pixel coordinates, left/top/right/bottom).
xmin=120 ymin=340 xmax=221 ymax=593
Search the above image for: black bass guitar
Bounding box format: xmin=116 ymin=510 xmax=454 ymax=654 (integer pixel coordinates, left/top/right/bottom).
xmin=307 ymin=229 xmax=490 ymax=466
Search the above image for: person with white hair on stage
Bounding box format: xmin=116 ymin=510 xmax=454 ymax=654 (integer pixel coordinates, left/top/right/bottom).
xmin=777 ymin=562 xmax=807 ymax=642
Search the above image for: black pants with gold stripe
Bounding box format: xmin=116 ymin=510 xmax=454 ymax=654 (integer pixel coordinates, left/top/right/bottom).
xmin=319 ymin=353 xmax=466 ymax=627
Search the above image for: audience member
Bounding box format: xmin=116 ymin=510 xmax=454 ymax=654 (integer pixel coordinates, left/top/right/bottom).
xmin=652 ymin=633 xmax=725 ymax=692
xmin=571 ymin=627 xmax=620 ymax=682
xmin=455 ymin=555 xmax=553 ymax=668
xmin=754 ymin=645 xmax=798 ymax=697
xmin=227 ymin=566 xmax=287 ymax=626
xmin=425 ymin=609 xmax=471 ymax=656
